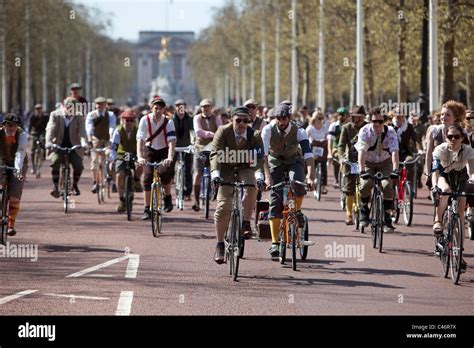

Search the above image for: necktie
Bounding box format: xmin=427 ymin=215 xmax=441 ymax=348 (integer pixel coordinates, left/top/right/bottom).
xmin=6 ymin=135 xmax=15 ymax=145
xmin=375 ymin=135 xmax=383 ymax=156
xmin=236 ymin=135 xmax=245 ymax=149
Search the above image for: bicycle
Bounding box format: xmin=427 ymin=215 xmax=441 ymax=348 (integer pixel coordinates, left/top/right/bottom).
xmin=271 ymin=172 xmax=313 ymax=271
xmin=393 ymin=156 xmax=420 ymax=226
xmin=147 ymin=161 xmax=165 ymax=237
xmin=122 ymin=152 xmax=137 ymax=221
xmin=361 ymin=172 xmax=390 ymax=253
xmin=174 ymin=145 xmax=194 ymax=211
xmin=219 ymin=171 xmax=255 ymax=281
xmin=333 ymin=158 xmax=346 ymax=211
xmin=50 ymin=144 xmax=82 ymax=214
xmin=92 ymin=147 xmax=111 ymax=204
xmin=32 ymin=138 xmax=45 ymax=179
xmin=342 ymin=160 xmax=362 ymax=230
xmin=433 ymin=190 xmax=474 ymax=284
xmin=0 ymin=164 xmax=17 ymax=245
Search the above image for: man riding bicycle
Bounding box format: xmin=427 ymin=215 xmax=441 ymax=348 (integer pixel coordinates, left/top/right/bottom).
xmin=0 ymin=113 xmax=28 ymax=237
xmin=137 ymin=97 xmax=176 ymax=219
xmin=261 ymin=102 xmax=315 ymax=259
xmin=192 ymin=99 xmax=222 ymax=211
xmin=110 ymin=109 xmax=143 ymax=213
xmin=28 ymin=104 xmax=49 ymax=173
xmin=355 ymin=107 xmax=399 ymax=233
xmin=86 ymin=96 xmax=116 ymax=194
xmin=338 ymin=105 xmax=367 ymax=225
xmin=46 ymin=97 xmax=88 ymax=197
xmin=210 ymin=106 xmax=265 ymax=264
xmin=328 ymin=107 xmax=350 ymax=189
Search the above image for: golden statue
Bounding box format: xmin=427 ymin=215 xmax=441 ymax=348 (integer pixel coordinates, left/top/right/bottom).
xmin=159 ymin=36 xmax=170 ymax=61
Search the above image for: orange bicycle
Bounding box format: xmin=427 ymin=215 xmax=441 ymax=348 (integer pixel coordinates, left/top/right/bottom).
xmin=271 ymin=172 xmax=314 ymax=271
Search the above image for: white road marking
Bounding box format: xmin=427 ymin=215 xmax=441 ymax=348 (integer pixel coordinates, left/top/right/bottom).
xmin=83 ymin=274 xmax=114 ymax=278
xmin=116 ymin=291 xmax=133 ymax=316
xmin=0 ymin=290 xmax=37 ymax=305
xmin=66 ymin=255 xmax=130 ymax=278
xmin=43 ymin=293 xmax=110 ymax=300
xmin=125 ymin=254 xmax=139 ymax=278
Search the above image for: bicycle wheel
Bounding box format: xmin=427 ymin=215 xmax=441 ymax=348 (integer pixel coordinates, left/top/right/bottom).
xmin=354 ymin=193 xmax=360 ymax=231
xmin=468 ymin=220 xmax=474 ymax=240
xmin=62 ymin=167 xmax=69 ymax=213
xmin=393 ymin=185 xmax=400 ymax=224
xmin=440 ymin=210 xmax=450 ymax=278
xmin=204 ymin=175 xmax=210 ymax=219
xmin=370 ymin=196 xmax=377 ymax=248
xmin=125 ymin=174 xmax=133 ymax=221
xmin=403 ymin=182 xmax=413 ymax=226
xmin=1 ymin=189 xmax=8 ymax=245
xmin=151 ymin=186 xmax=162 ymax=237
xmin=314 ymin=163 xmax=322 ymax=201
xmin=290 ymin=223 xmax=297 ymax=271
xmin=279 ymin=225 xmax=287 ymax=264
xmin=176 ymin=166 xmax=184 ymax=210
xmin=299 ymin=215 xmax=309 ymax=260
xmin=449 ymin=216 xmax=463 ymax=284
xmin=339 ymin=171 xmax=345 ymax=211
xmin=231 ymin=212 xmax=241 ymax=281
xmin=377 ymin=193 xmax=384 ymax=253
xmin=34 ymin=148 xmax=42 ymax=179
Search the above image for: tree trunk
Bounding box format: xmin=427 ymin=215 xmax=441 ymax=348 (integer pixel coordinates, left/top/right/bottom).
xmin=364 ymin=24 xmax=375 ymax=108
xmin=467 ymin=70 xmax=474 ymax=110
xmin=441 ymin=0 xmax=457 ymax=103
xmin=0 ymin=0 xmax=7 ymax=113
xmin=25 ymin=0 xmax=31 ymax=113
xmin=397 ymin=0 xmax=408 ymax=103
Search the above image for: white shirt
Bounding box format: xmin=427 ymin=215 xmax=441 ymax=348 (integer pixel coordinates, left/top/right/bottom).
xmin=137 ymin=114 xmax=176 ymax=150
xmin=327 ymin=121 xmax=340 ymax=140
xmin=432 ymin=143 xmax=474 ymax=173
xmin=306 ymin=124 xmax=328 ymax=143
xmin=355 ymin=123 xmax=399 ymax=163
xmin=261 ymin=122 xmax=313 ymax=160
xmin=3 ymin=128 xmax=28 ymax=172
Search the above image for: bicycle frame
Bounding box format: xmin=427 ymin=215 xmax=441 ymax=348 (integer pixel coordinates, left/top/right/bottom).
xmin=0 ymin=165 xmax=16 ymax=245
xmin=92 ymin=147 xmax=109 ymax=204
xmin=148 ymin=161 xmax=165 ymax=237
xmin=175 ymin=145 xmax=194 ymax=211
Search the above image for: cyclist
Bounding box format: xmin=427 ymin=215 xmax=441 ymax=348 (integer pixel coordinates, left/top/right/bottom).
xmin=244 ymin=99 xmax=267 ymax=131
xmin=137 ymin=97 xmax=176 ymax=219
xmin=409 ymin=110 xmax=427 ymax=189
xmin=192 ymin=99 xmax=222 ymax=211
xmin=432 ymin=123 xmax=474 ymax=272
xmin=69 ymin=83 xmax=88 ymax=115
xmin=210 ymin=106 xmax=265 ymax=263
xmin=355 ymin=107 xmax=399 ymax=233
xmin=390 ymin=106 xmax=418 ymax=184
xmin=172 ymin=99 xmax=194 ymax=202
xmin=306 ymin=111 xmax=329 ymax=194
xmin=45 ymin=97 xmax=88 ymax=197
xmin=327 ymin=107 xmax=349 ymax=189
xmin=262 ymin=102 xmax=315 ymax=259
xmin=110 ymin=109 xmax=143 ymax=213
xmin=425 ymin=100 xmax=468 ymax=189
xmin=0 ymin=113 xmax=28 ymax=237
xmin=28 ymin=104 xmax=49 ymax=174
xmin=338 ymin=105 xmax=367 ymax=225
xmin=86 ymin=97 xmax=117 ymax=194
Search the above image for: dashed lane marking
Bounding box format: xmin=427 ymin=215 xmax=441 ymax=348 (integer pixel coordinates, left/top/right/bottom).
xmin=116 ymin=291 xmax=133 ymax=315
xmin=0 ymin=290 xmax=38 ymax=305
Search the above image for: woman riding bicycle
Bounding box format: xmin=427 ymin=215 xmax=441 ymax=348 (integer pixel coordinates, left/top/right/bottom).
xmin=432 ymin=123 xmax=474 ymax=273
xmin=306 ymin=111 xmax=329 ymax=194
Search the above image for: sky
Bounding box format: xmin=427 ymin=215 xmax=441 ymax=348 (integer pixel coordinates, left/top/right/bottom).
xmin=73 ymin=0 xmax=228 ymax=42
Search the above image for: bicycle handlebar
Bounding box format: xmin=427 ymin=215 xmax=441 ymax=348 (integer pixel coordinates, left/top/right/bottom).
xmin=435 ymin=191 xmax=474 ymax=197
xmin=270 ymin=180 xmax=307 ymax=190
xmin=0 ymin=164 xmax=18 ymax=172
xmin=400 ymin=155 xmax=421 ymax=166
xmin=146 ymin=161 xmax=165 ymax=168
xmin=50 ymin=144 xmax=83 ymax=152
xmin=91 ymin=147 xmax=108 ymax=153
xmin=175 ymin=146 xmax=194 ymax=154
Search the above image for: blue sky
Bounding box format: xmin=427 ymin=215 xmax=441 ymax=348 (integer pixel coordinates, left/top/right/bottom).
xmin=74 ymin=0 xmax=227 ymax=41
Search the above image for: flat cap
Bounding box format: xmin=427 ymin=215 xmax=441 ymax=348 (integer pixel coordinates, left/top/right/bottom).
xmin=350 ymin=105 xmax=366 ymax=117
xmin=69 ymin=82 xmax=81 ymax=90
xmin=231 ymin=106 xmax=250 ymax=117
xmin=94 ymin=96 xmax=107 ymax=103
xmin=274 ymin=103 xmax=291 ymax=117
xmin=150 ymin=97 xmax=166 ymax=107
xmin=200 ymin=99 xmax=212 ymax=107
xmin=174 ymin=99 xmax=186 ymax=106
xmin=244 ymin=99 xmax=258 ymax=107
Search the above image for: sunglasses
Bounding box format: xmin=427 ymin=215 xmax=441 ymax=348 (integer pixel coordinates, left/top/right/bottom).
xmin=447 ymin=134 xmax=462 ymax=140
xmin=247 ymin=105 xmax=257 ymax=109
xmin=5 ymin=122 xmax=17 ymax=127
xmin=371 ymin=120 xmax=384 ymax=124
xmin=276 ymin=116 xmax=288 ymax=121
xmin=235 ymin=118 xmax=251 ymax=124
xmin=124 ymin=119 xmax=135 ymax=123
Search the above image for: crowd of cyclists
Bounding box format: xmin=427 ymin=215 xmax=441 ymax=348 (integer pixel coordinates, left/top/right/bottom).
xmin=1 ymin=81 xmax=473 ymax=274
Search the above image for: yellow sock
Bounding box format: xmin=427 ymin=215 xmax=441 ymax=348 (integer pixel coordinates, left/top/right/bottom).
xmin=345 ymin=195 xmax=354 ymax=217
xmin=269 ymin=218 xmax=281 ymax=243
xmin=294 ymin=196 xmax=304 ymax=210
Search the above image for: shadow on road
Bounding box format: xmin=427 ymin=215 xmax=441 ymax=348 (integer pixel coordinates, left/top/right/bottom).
xmin=42 ymin=244 xmax=126 ymax=253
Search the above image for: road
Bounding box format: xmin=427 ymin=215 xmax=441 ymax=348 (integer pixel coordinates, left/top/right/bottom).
xmin=0 ymin=157 xmax=473 ymax=316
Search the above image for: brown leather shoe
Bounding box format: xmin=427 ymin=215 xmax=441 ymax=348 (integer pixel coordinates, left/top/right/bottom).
xmin=345 ymin=216 xmax=354 ymax=225
xmin=214 ymin=244 xmax=225 ymax=264
xmin=242 ymin=220 xmax=253 ymax=240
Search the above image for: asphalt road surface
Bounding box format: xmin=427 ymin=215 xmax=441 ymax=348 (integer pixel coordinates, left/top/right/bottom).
xmin=0 ymin=157 xmax=472 ymax=316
